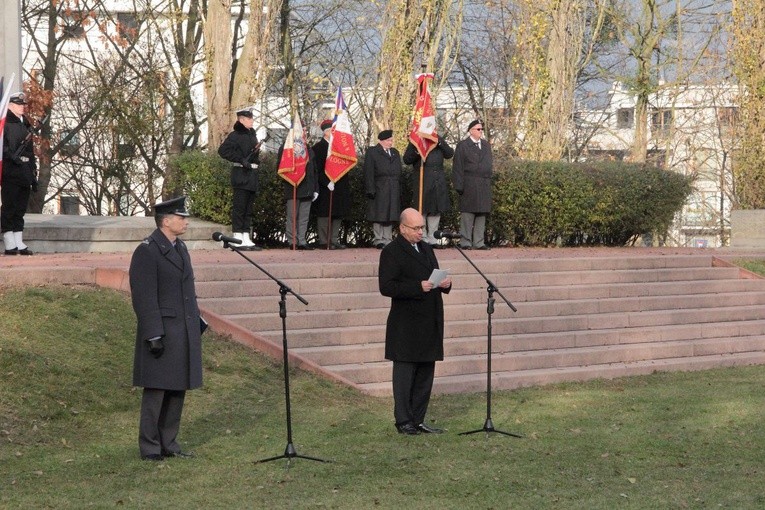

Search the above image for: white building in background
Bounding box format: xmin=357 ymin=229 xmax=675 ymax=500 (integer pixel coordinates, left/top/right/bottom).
xmin=574 ymin=81 xmax=739 ymax=248
xmin=21 ymin=6 xmax=740 ymax=247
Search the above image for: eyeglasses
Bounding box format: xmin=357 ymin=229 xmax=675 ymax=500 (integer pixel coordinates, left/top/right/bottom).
xmin=402 ymin=224 xmax=425 ymax=231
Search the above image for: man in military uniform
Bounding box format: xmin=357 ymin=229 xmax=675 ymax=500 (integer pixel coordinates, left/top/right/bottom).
xmin=218 ymin=108 xmax=262 ymax=250
xmin=2 ymin=92 xmax=37 ymax=255
xmin=129 ymin=196 xmax=206 ymax=460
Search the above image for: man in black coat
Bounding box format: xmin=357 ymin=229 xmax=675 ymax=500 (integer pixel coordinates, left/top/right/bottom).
xmin=452 ymin=119 xmax=493 ymax=250
xmin=218 ymin=108 xmax=262 ymax=250
xmin=402 ymin=135 xmax=454 ymax=247
xmin=129 ymin=196 xmax=205 ymax=460
xmin=364 ymin=129 xmax=402 ymax=248
xmin=312 ymin=119 xmax=352 ymax=249
xmin=379 ymin=207 xmax=452 ymax=435
xmin=1 ymin=93 xmax=37 ymax=256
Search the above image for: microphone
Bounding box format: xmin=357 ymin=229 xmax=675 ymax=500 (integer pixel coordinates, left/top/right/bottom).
xmin=433 ymin=230 xmax=462 ymax=240
xmin=212 ymin=232 xmax=242 ymax=245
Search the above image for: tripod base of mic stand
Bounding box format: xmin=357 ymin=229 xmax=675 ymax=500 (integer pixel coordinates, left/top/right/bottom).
xmin=254 ymin=442 xmax=330 ymax=465
xmin=459 ymin=418 xmax=522 ymax=438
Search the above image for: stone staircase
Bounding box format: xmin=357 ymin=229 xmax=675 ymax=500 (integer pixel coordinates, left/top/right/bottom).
xmin=194 ymin=254 xmax=765 ymax=396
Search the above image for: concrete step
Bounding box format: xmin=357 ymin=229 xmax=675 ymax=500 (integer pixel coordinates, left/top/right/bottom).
xmin=292 ymin=320 xmax=765 ymax=366
xmin=262 ymin=304 xmax=765 ymax=348
xmin=327 ymin=335 xmax=765 ymax=384
xmin=357 ymin=351 xmax=765 ymax=396
xmin=223 ymin=290 xmax=765 ymax=332
xmin=188 ymin=252 xmax=765 ymax=396
xmin=195 ymin=266 xmax=743 ymax=299
xmin=198 ymin=278 xmax=765 ymax=315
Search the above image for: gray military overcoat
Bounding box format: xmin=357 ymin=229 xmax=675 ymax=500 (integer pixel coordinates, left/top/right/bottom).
xmin=130 ymin=229 xmax=203 ymax=391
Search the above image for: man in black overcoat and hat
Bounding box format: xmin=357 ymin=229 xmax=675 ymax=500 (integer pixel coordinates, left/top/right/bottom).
xmin=129 ymin=196 xmax=205 ymax=460
xmin=379 ymin=207 xmax=452 ymax=435
xmin=364 ymin=129 xmax=402 ymax=248
xmin=452 ymin=119 xmax=493 ymax=250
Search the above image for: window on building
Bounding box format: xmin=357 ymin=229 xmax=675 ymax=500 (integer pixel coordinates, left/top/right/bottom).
xmin=717 ymin=107 xmax=739 ymax=128
xmin=62 ymin=23 xmax=85 ymax=39
xmin=60 ymin=195 xmax=80 ymax=215
xmin=59 ymin=130 xmax=80 ymax=157
xmin=117 ymin=12 xmax=139 ymax=41
xmin=616 ymin=108 xmax=634 ymax=129
xmin=651 ymin=109 xmax=673 ymax=133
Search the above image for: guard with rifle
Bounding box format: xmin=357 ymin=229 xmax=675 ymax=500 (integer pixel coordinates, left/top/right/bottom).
xmin=2 ymin=92 xmax=38 ymax=256
xmin=217 ymin=107 xmax=263 ymax=251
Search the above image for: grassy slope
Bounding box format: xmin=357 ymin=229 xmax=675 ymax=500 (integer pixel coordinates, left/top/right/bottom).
xmin=1 ymin=285 xmax=764 ymax=509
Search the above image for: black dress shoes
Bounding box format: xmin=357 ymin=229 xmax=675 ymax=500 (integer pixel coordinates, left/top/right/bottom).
xmin=396 ymin=423 xmax=421 ymax=435
xmin=162 ymin=450 xmax=195 ymax=459
xmin=375 ymin=243 xmax=385 ymax=250
xmin=476 ymin=245 xmax=491 ymax=251
xmin=141 ymin=454 xmax=163 ymax=461
xmin=417 ymin=423 xmax=444 ymax=434
xmin=18 ymin=248 xmax=34 ymax=255
xmin=331 ymin=243 xmax=347 ymax=250
xmin=4 ymin=248 xmax=18 ymax=256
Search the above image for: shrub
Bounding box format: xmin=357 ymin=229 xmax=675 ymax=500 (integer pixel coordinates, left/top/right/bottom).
xmin=488 ymin=161 xmax=693 ymax=246
xmin=173 ymin=151 xmax=692 ymax=248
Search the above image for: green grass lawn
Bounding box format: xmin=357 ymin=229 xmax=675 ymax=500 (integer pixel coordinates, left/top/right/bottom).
xmin=2 ymin=285 xmax=765 ymax=509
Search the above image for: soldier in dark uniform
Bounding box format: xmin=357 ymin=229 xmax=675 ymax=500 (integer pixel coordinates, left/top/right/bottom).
xmin=452 ymin=119 xmax=493 ymax=250
xmin=129 ymin=196 xmax=206 ymax=460
xmin=402 ymin=135 xmax=454 ymax=247
xmin=218 ymin=107 xmax=262 ymax=250
xmin=364 ymin=129 xmax=402 ymax=248
xmin=2 ymin=92 xmax=37 ymax=255
xmin=312 ymin=119 xmax=352 ymax=249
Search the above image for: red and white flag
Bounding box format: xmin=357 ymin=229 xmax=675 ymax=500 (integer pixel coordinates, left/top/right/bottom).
xmin=409 ymin=73 xmax=438 ymax=160
xmin=277 ymin=112 xmax=308 ymax=187
xmin=325 ymin=87 xmax=357 ymax=182
xmin=0 ymin=75 xmax=17 ymax=184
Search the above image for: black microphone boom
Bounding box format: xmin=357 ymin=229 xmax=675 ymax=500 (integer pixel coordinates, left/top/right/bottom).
xmin=212 ymin=232 xmax=242 ymax=244
xmin=433 ymin=230 xmax=462 ymax=240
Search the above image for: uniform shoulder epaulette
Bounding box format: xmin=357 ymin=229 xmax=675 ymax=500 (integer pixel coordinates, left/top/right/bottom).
xmin=141 ymin=237 xmax=153 ymax=245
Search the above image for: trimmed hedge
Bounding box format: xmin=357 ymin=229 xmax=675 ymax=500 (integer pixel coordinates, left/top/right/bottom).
xmin=171 ymin=151 xmax=692 ymax=247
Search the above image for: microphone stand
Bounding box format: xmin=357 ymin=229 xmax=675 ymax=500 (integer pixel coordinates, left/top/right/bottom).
xmin=219 ymin=240 xmax=329 ymax=465
xmin=446 ymin=237 xmax=522 ymax=438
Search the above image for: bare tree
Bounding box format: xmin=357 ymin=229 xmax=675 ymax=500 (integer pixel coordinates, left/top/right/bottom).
xmin=732 ymin=0 xmax=765 ymax=208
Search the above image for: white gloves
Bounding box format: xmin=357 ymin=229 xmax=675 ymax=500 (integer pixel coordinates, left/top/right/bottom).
xmin=328 ymin=182 xmax=335 ymax=191
xmin=312 ymin=192 xmax=319 ymax=202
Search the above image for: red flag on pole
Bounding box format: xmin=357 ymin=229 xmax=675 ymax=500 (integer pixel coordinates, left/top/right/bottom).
xmin=409 ymin=73 xmax=438 ymax=160
xmin=325 ymin=87 xmax=357 ymax=182
xmin=0 ymin=74 xmax=17 ymax=184
xmin=277 ymin=112 xmax=308 ymax=187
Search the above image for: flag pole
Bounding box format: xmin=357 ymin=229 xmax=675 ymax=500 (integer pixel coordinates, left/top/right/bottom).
xmin=326 ymin=190 xmax=334 ymax=250
xmin=291 ymin=186 xmax=297 ymax=250
xmin=417 ymin=74 xmax=425 ymax=213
